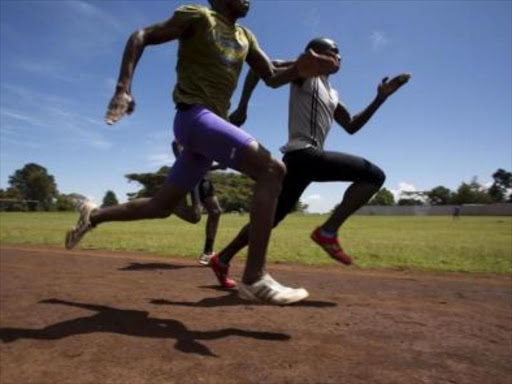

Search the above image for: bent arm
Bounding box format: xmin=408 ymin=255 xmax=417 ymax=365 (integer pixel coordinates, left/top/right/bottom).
xmin=334 ymin=97 xmax=386 ymax=135
xmin=245 ymin=48 xmax=299 ymax=89
xmin=245 ymin=46 xmax=336 ymax=89
xmin=335 ymin=74 xmax=410 ymax=134
xmin=115 ymin=15 xmax=193 ymax=94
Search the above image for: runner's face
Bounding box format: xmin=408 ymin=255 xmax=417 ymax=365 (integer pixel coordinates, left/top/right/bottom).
xmin=229 ymin=0 xmax=250 ymax=18
xmin=212 ymin=0 xmax=250 ymax=18
xmin=317 ymin=42 xmax=341 ymax=74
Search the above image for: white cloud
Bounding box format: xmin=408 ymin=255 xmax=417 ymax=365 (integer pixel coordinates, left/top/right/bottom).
xmin=370 ymin=31 xmax=390 ymax=51
xmin=16 ymin=60 xmax=92 ymax=84
xmin=0 ymin=136 xmax=42 ymax=149
xmin=303 ymin=193 xmax=334 ymax=213
xmin=62 ymin=0 xmax=123 ymax=33
xmin=304 ymin=8 xmax=321 ymax=34
xmin=1 ymin=83 xmax=73 ymax=107
xmin=305 ymin=194 xmax=322 ymax=201
xmin=389 ymin=182 xmax=417 ymax=201
xmin=1 ymin=86 xmax=113 ymax=151
xmin=0 ymin=108 xmax=46 ymax=127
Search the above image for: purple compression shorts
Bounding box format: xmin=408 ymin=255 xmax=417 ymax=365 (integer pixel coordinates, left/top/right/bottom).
xmin=166 ymin=105 xmax=255 ymax=191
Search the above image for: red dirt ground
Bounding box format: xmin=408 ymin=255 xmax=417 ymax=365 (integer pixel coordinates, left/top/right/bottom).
xmin=0 ymin=244 xmax=511 ymax=384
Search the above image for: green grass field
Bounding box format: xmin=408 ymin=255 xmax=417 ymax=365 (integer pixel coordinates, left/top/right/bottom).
xmin=1 ymin=212 xmax=511 ymax=275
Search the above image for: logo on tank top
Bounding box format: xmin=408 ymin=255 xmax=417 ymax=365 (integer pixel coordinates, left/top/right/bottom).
xmin=209 ymin=29 xmax=248 ymax=68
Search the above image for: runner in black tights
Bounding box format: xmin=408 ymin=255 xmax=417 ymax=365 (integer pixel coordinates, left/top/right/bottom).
xmin=209 ymin=37 xmax=410 ymax=287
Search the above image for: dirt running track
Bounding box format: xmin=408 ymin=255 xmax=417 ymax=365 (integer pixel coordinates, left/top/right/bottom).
xmin=0 ymin=245 xmax=510 ymax=384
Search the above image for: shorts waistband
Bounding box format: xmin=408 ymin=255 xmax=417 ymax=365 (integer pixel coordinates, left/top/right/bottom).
xmin=176 ymin=103 xmax=195 ymax=111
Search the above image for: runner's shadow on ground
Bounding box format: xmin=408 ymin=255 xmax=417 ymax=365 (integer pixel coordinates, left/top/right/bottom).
xmin=150 ymin=291 xmax=337 ymax=308
xmin=119 ymin=262 xmax=202 ymax=271
xmin=0 ymin=299 xmax=290 ymax=357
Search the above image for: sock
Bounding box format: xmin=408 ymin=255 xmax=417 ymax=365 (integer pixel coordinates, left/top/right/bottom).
xmin=320 ymin=228 xmax=337 ymax=238
xmin=218 ymin=254 xmax=230 ymax=266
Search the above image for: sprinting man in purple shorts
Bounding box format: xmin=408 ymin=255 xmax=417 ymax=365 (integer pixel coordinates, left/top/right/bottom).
xmin=208 ymin=38 xmax=410 ymax=287
xmin=171 ymin=140 xmax=224 ymax=267
xmin=64 ymin=0 xmax=337 ymax=305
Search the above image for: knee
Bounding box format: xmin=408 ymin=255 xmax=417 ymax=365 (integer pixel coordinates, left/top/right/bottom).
xmin=191 ymin=211 xmax=202 ymax=224
xmin=262 ymin=158 xmax=286 ymax=185
xmin=209 ymin=207 xmax=221 ymax=219
xmin=368 ymin=166 xmax=386 ymax=189
xmin=374 ymin=167 xmax=386 ymax=188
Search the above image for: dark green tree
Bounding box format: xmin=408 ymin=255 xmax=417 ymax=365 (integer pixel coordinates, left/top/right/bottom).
xmin=451 ymin=178 xmax=492 ymax=204
xmin=487 ymin=169 xmax=512 ymax=202
xmin=209 ymin=172 xmax=254 ymax=212
xmin=427 ymin=186 xmax=452 ymax=205
xmin=102 ymin=190 xmax=119 ymax=207
xmin=125 ymin=167 xmax=255 ymax=213
xmin=368 ymin=188 xmax=395 ymax=206
xmin=0 ymin=187 xmax=27 ymax=211
xmin=8 ymin=163 xmax=58 ymax=211
xmin=292 ymin=200 xmax=309 ymax=213
xmin=125 ymin=167 xmax=168 ymax=199
xmin=55 ymin=194 xmax=76 ymax=211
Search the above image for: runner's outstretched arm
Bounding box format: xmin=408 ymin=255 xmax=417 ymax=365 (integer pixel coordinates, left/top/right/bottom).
xmin=335 ymin=74 xmax=411 ymax=135
xmin=105 ymin=14 xmax=196 ymax=125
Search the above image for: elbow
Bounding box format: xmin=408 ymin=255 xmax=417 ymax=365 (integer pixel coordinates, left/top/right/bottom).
xmin=129 ymin=29 xmax=146 ymax=47
xmin=265 ymin=79 xmax=281 ymax=89
xmin=261 ymin=67 xmax=281 ymax=89
xmin=345 ymin=123 xmax=359 ymax=135
xmin=262 ymin=76 xmax=279 ymax=89
xmin=337 ymin=120 xmax=357 ymax=135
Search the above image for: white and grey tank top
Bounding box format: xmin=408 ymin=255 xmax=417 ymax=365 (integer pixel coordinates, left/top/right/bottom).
xmin=280 ymin=76 xmax=339 ymax=153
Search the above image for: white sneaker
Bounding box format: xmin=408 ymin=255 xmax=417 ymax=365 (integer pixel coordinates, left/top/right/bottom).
xmin=65 ymin=200 xmax=97 ymax=249
xmin=198 ymin=252 xmax=213 ymax=266
xmin=238 ymin=273 xmax=309 ymax=305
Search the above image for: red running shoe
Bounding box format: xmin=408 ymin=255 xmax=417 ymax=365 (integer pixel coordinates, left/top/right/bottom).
xmin=310 ymin=227 xmax=352 ymax=265
xmin=210 ymin=254 xmax=237 ymax=289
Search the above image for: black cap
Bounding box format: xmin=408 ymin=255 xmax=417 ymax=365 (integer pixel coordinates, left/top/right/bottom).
xmin=305 ymin=38 xmax=339 ymax=54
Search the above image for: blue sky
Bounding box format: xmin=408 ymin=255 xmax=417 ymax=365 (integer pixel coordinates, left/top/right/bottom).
xmin=1 ymin=0 xmax=510 ymax=212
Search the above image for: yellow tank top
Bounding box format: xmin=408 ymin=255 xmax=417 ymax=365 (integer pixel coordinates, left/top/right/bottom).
xmin=172 ymin=5 xmax=259 ymax=119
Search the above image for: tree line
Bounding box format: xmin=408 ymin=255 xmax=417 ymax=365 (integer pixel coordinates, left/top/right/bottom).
xmin=0 ymin=163 xmax=118 ymax=212
xmin=124 ymin=166 xmax=307 ymax=213
xmin=1 ymin=163 xmax=510 ymax=212
xmin=369 ymin=169 xmax=512 ymax=206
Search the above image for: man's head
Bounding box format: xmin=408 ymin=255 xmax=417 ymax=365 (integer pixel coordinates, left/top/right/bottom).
xmin=305 ymin=37 xmax=341 ymax=74
xmin=208 ymin=0 xmax=250 ymax=20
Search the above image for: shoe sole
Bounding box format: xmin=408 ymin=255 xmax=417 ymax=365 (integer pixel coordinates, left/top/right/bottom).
xmin=238 ymin=284 xmax=309 ymax=305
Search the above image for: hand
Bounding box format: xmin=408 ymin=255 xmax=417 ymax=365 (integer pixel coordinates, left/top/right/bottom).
xmin=377 ymin=73 xmax=411 ymax=99
xmin=105 ymin=90 xmax=135 ymax=125
xmin=229 ymin=107 xmax=247 ymax=127
xmin=296 ymin=49 xmax=339 ymax=78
